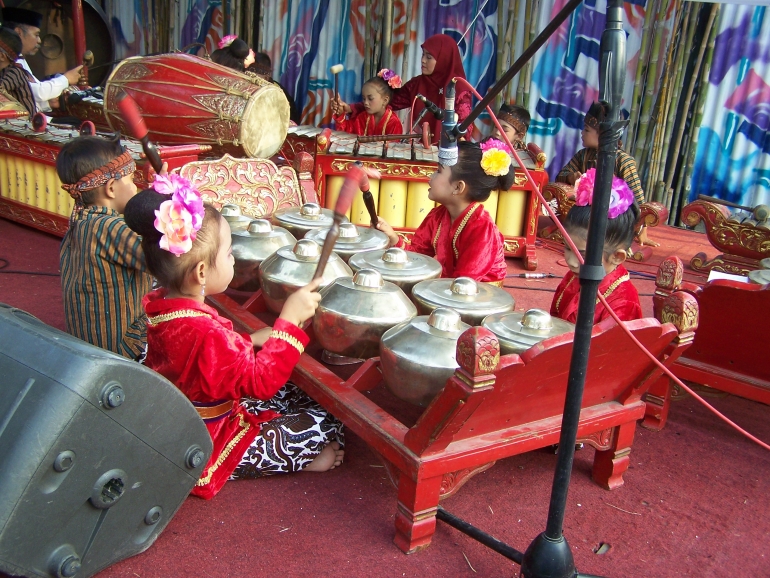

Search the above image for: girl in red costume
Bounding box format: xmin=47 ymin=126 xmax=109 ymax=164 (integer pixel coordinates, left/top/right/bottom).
xmin=331 ymin=69 xmax=403 ymax=136
xmin=550 ymin=168 xmax=643 ymax=324
xmin=376 ymin=139 xmax=514 ymax=284
xmin=389 ymin=33 xmax=471 ymax=143
xmin=124 ymin=176 xmax=343 ymax=499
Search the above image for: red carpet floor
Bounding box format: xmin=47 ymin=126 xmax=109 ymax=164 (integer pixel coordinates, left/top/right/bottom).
xmin=1 ymin=217 xmax=768 ymax=578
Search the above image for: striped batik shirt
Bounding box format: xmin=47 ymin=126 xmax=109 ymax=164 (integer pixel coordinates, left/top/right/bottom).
xmin=0 ymin=65 xmax=36 ymax=116
xmin=556 ymin=147 xmax=646 ymax=205
xmin=60 ymin=206 xmax=153 ymax=359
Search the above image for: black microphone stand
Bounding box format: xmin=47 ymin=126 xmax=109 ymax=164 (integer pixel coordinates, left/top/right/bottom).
xmin=435 ymin=1 xmax=627 ymax=576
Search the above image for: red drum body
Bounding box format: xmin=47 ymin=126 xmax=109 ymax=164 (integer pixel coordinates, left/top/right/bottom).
xmin=104 ymin=54 xmax=289 ymax=158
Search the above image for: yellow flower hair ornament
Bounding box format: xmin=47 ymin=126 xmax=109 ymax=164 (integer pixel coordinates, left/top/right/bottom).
xmin=479 ymin=138 xmax=512 ymax=177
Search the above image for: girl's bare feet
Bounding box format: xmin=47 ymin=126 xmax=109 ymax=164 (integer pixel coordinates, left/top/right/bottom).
xmin=304 ymin=441 xmax=344 ymax=472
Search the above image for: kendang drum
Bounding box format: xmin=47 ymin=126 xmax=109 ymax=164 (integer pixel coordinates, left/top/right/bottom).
xmin=104 ymin=54 xmax=289 ymax=158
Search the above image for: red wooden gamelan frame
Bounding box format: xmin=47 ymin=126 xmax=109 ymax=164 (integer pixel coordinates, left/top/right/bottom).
xmin=0 ymin=127 xmax=209 ymax=238
xmin=209 ymin=290 xmax=696 ymax=553
xmin=283 ymin=133 xmax=549 ymax=270
xmin=644 ymin=256 xmax=770 ymax=430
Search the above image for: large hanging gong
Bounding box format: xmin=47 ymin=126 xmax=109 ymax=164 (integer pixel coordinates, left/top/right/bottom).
xmin=8 ymin=0 xmax=115 ymax=87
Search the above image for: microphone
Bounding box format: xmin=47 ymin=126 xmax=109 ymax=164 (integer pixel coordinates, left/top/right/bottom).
xmin=438 ymin=80 xmax=462 ymax=166
xmin=416 ymin=94 xmax=444 ymax=120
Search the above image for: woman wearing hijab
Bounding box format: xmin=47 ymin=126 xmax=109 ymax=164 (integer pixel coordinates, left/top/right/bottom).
xmin=347 ymin=34 xmax=469 ymax=144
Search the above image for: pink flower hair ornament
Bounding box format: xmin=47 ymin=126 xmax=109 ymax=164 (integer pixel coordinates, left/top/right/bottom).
xmin=574 ymin=168 xmax=634 ymax=219
xmin=152 ymin=173 xmax=205 ymax=256
xmin=218 ymin=34 xmax=238 ymax=49
xmin=479 ymin=138 xmax=512 ymax=177
xmin=377 ymin=68 xmax=402 ymax=89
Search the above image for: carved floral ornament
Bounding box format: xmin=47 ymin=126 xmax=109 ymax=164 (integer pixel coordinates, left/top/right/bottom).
xmin=456 ymin=327 xmax=501 ymax=378
xmin=179 ymin=154 xmax=303 ymax=218
xmin=656 ymin=256 xmax=684 ymax=290
xmin=330 ymin=159 xmax=434 ymax=179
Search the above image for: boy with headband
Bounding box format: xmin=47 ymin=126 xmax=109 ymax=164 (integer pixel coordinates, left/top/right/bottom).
xmin=57 ymin=135 xmax=153 ymax=359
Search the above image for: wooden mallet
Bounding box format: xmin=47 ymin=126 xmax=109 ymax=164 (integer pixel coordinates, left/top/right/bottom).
xmin=116 ymin=92 xmax=164 ymax=174
xmin=330 ymin=64 xmax=344 ymax=103
xmin=312 ymin=164 xmax=365 ymax=281
xmin=353 ymin=161 xmax=382 ymax=228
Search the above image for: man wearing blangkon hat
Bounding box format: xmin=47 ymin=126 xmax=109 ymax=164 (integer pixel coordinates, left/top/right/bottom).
xmin=1 ymin=7 xmax=82 ymax=116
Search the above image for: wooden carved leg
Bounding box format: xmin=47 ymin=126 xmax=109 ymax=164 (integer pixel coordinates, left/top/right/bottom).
xmin=393 ymin=475 xmax=443 ymax=554
xmin=592 ymin=421 xmax=636 ymax=490
xmin=641 ymin=376 xmax=673 ymax=431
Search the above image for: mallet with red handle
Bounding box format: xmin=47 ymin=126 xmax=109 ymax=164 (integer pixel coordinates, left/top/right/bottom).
xmin=116 ymin=92 xmax=164 ymax=174
xmin=312 ymin=164 xmax=370 ymax=281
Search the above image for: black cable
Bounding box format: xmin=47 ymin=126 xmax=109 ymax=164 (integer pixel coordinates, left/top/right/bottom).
xmin=504 ymin=284 xmax=556 ymax=292
xmin=0 ymin=258 xmax=60 ymax=277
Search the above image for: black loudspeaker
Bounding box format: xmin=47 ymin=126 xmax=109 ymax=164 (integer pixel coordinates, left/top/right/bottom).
xmin=0 ymin=304 xmax=213 ymax=578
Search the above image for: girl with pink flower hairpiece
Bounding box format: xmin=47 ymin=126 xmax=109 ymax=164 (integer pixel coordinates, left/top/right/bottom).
xmin=330 ymin=71 xmax=403 ymax=136
xmin=376 ymin=141 xmax=515 ymax=284
xmin=550 ymin=168 xmax=643 ymax=325
xmin=122 ymin=183 xmax=345 ymax=500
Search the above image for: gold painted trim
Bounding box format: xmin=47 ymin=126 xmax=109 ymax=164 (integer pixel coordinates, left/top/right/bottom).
xmin=432 ymin=222 xmax=442 ymax=252
xmin=452 ymin=203 xmax=480 ymax=260
xmin=196 ymin=414 xmax=251 ymax=486
xmin=270 ymin=330 xmax=305 ymax=354
xmin=147 ymin=309 xmax=211 ymax=325
xmin=597 ymin=274 xmax=630 ymax=304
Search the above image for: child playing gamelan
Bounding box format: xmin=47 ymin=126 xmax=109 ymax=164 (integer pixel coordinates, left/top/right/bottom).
xmin=550 ymin=168 xmax=643 ymax=324
xmin=377 ymin=140 xmax=514 ymax=284
xmin=331 ymin=69 xmax=403 ymax=136
xmin=123 ymin=176 xmax=344 ymax=499
xmin=556 ymin=102 xmax=658 ymax=247
xmin=387 ymin=34 xmax=470 ymax=143
xmin=210 ymin=35 xmax=255 ymax=72
xmin=58 ymin=135 xmax=153 ymax=360
xmin=491 ymin=103 xmax=530 ymax=151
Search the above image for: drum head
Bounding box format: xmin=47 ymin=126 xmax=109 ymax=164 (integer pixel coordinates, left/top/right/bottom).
xmin=16 ymin=0 xmax=115 ymax=87
xmin=241 ymin=81 xmax=290 ymax=158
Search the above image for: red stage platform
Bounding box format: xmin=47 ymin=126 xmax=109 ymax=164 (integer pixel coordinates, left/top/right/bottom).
xmin=0 ymin=217 xmax=767 ymax=578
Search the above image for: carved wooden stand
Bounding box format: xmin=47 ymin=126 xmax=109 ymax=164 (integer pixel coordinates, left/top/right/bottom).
xmin=681 ymin=200 xmax=770 ymax=276
xmin=643 ymin=256 xmax=770 ymax=431
xmin=179 ymin=152 xmax=317 ymax=216
xmin=538 ymin=181 xmax=669 ymax=262
xmin=208 ymin=290 xmax=696 ymax=553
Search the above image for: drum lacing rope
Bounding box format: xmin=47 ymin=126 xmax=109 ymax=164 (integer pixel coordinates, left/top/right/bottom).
xmin=454 ymin=76 xmax=770 ymax=452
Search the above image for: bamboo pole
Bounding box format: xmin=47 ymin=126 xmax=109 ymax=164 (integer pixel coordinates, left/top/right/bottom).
xmin=497 ymin=0 xmax=505 ymax=106
xmin=632 ymin=0 xmax=669 ymax=171
xmin=521 ymin=0 xmax=539 ymax=109
xmin=661 ymin=2 xmax=695 ymax=206
xmin=644 ymin=0 xmax=681 ymax=197
xmin=364 ymin=0 xmax=372 ymax=82
xmin=515 ymin=0 xmax=532 ymax=105
xmin=626 ymin=0 xmax=657 ymax=153
xmin=507 ymin=0 xmax=520 ymax=101
xmin=674 ymin=3 xmax=719 ymax=225
xmin=382 ymin=0 xmax=394 ymax=70
xmin=401 ymin=0 xmax=413 ymax=82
